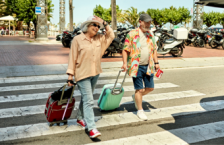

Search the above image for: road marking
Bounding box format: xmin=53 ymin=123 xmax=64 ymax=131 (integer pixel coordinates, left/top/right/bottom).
xmin=0 ymin=90 xmax=204 ymax=119
xmin=0 ymin=82 xmax=178 ymax=96
xmin=0 ymin=99 xmax=223 ymax=142
xmin=0 ymin=72 xmax=158 ymax=84
xmin=164 ymin=65 xmax=224 ymax=71
xmin=86 ymin=120 xmax=224 ymax=145
xmin=0 ymin=78 xmax=134 ymax=92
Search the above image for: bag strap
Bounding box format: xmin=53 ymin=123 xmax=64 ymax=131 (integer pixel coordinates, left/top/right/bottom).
xmin=58 ymin=82 xmax=76 ymax=105
xmin=112 ymin=69 xmax=127 ymax=95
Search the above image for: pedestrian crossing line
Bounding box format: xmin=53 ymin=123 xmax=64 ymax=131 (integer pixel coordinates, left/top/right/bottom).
xmin=86 ymin=120 xmax=224 ymax=145
xmin=0 ymin=78 xmax=134 ymax=92
xmin=120 ymin=90 xmax=205 ymax=104
xmin=0 ymin=100 xmax=223 ymax=142
xmin=0 ymin=90 xmax=205 ymax=119
xmin=0 ymin=83 xmax=179 ymax=102
xmin=0 ymin=72 xmax=158 ymax=84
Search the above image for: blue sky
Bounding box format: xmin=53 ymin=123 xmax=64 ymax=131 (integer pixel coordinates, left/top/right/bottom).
xmin=50 ymin=0 xmax=224 ymax=27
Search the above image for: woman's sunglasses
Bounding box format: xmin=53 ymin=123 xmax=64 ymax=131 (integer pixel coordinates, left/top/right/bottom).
xmin=90 ymin=23 xmax=100 ymax=29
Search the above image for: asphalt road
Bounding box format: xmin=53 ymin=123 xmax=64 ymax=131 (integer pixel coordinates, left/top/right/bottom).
xmin=0 ymin=66 xmax=224 ymax=145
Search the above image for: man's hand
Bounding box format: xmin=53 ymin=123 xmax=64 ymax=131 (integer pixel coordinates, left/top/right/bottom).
xmin=155 ymin=64 xmax=160 ymax=71
xmin=121 ymin=63 xmax=127 ymax=72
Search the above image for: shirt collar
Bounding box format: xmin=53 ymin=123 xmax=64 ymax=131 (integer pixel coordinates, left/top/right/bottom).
xmin=137 ymin=27 xmax=151 ymax=37
xmin=80 ymin=32 xmax=94 ymax=42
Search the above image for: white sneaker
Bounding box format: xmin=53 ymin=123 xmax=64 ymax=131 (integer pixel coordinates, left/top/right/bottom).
xmin=132 ymin=94 xmax=138 ymax=110
xmin=137 ymin=110 xmax=148 ymax=121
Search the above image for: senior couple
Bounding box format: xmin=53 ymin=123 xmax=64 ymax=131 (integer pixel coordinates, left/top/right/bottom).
xmin=66 ymin=14 xmax=160 ymax=138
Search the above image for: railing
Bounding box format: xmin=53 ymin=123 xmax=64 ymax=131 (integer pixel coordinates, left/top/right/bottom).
xmin=0 ymin=30 xmax=59 ymax=37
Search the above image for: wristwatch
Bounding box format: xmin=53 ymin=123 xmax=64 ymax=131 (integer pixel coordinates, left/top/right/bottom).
xmin=103 ymin=21 xmax=108 ymax=27
xmin=154 ymin=62 xmax=159 ymax=65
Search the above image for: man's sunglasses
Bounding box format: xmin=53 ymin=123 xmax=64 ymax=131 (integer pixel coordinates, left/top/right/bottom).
xmin=90 ymin=23 xmax=100 ymax=29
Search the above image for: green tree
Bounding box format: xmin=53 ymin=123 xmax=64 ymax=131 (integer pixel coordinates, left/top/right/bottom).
xmin=201 ymin=12 xmax=220 ymax=27
xmin=178 ymin=7 xmax=192 ymax=27
xmin=124 ymin=7 xmax=139 ymax=28
xmin=164 ymin=6 xmax=182 ymax=26
xmin=147 ymin=8 xmax=167 ymax=27
xmin=220 ymin=13 xmax=224 ymax=29
xmin=93 ymin=5 xmax=124 ymax=24
xmin=93 ymin=5 xmax=112 ymax=24
xmin=0 ymin=0 xmax=6 ymax=17
xmin=3 ymin=0 xmax=20 ymax=16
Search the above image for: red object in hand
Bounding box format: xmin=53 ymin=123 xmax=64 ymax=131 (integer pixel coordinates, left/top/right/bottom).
xmin=155 ymin=69 xmax=163 ymax=78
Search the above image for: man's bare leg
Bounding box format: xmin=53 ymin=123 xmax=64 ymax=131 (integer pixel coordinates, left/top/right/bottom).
xmin=135 ymin=88 xmax=154 ymax=110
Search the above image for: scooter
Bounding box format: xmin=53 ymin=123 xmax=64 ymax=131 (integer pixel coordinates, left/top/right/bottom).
xmin=184 ymin=29 xmax=198 ymax=46
xmin=210 ymin=31 xmax=224 ymax=49
xmin=155 ymin=28 xmax=187 ymax=57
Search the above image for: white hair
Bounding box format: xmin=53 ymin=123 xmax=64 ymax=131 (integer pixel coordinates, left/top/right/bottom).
xmin=81 ymin=22 xmax=91 ymax=33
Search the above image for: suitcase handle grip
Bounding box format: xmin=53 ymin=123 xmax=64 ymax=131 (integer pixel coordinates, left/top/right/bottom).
xmin=59 ymin=83 xmax=76 ymax=104
xmin=112 ymin=69 xmax=127 ymax=95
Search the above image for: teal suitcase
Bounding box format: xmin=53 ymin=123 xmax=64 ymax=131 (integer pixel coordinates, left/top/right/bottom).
xmin=98 ymin=70 xmax=127 ymax=111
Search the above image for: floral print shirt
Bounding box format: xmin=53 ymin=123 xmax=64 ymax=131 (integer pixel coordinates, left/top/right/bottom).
xmin=123 ymin=28 xmax=158 ymax=77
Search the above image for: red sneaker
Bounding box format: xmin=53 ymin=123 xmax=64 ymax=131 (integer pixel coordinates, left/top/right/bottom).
xmin=77 ymin=120 xmax=86 ymax=128
xmin=89 ymin=129 xmax=101 ymax=138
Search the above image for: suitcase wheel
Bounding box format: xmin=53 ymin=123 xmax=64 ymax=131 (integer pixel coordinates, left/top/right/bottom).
xmin=49 ymin=123 xmax=54 ymax=127
xmin=64 ymin=121 xmax=68 ymax=125
xmin=57 ymin=123 xmax=60 ymax=126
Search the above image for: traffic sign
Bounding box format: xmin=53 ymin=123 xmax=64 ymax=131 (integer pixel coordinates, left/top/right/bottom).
xmin=35 ymin=7 xmax=41 ymax=14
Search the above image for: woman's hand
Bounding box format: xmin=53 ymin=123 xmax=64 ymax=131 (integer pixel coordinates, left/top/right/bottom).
xmin=93 ymin=16 xmax=104 ymax=24
xmin=68 ymin=74 xmax=74 ymax=86
xmin=68 ymin=81 xmax=74 ymax=86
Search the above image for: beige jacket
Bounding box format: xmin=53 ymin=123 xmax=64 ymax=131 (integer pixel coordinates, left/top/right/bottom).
xmin=66 ymin=27 xmax=115 ymax=82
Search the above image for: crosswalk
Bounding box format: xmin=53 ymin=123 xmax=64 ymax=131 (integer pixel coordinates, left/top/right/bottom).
xmin=0 ymin=71 xmax=221 ymax=144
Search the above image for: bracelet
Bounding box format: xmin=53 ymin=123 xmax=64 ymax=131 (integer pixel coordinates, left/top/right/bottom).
xmin=67 ymin=80 xmax=74 ymax=84
xmin=103 ymin=21 xmax=108 ymax=27
xmin=154 ymin=62 xmax=159 ymax=65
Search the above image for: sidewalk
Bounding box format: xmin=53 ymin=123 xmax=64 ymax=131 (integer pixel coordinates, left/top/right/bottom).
xmin=0 ymin=57 xmax=223 ymax=78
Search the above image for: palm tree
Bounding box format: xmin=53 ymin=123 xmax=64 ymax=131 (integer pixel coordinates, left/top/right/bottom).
xmin=0 ymin=0 xmax=6 ymax=17
xmin=124 ymin=7 xmax=139 ymax=28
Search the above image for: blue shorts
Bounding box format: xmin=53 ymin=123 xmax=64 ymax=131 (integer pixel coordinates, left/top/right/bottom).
xmin=132 ymin=65 xmax=154 ymax=90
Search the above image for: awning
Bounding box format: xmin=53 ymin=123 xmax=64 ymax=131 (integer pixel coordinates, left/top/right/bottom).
xmin=0 ymin=15 xmax=18 ymax=35
xmin=0 ymin=15 xmax=17 ymax=21
xmin=195 ymin=0 xmax=224 ymax=8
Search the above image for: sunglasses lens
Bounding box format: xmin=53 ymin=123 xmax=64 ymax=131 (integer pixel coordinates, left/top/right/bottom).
xmin=92 ymin=23 xmax=100 ymax=29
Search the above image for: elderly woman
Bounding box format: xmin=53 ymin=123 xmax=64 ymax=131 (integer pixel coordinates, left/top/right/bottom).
xmin=66 ymin=16 xmax=115 ymax=138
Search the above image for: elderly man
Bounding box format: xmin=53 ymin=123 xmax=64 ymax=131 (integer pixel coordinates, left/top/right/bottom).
xmin=121 ymin=14 xmax=160 ymax=120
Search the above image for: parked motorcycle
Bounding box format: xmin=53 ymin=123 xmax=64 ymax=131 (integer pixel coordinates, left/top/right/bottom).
xmin=62 ymin=27 xmax=81 ymax=48
xmin=193 ymin=30 xmax=207 ymax=47
xmin=184 ymin=29 xmax=198 ymax=46
xmin=154 ymin=28 xmax=188 ymax=57
xmin=210 ymin=31 xmax=224 ymax=49
xmin=103 ymin=29 xmax=130 ymax=57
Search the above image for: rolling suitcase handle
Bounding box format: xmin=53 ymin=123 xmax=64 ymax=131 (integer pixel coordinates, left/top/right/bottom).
xmin=112 ymin=69 xmax=127 ymax=95
xmin=58 ymin=82 xmax=76 ymax=106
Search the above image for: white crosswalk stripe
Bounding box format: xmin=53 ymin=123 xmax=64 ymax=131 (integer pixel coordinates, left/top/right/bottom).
xmin=0 ymin=90 xmax=205 ymax=119
xmin=86 ymin=121 xmax=224 ymax=145
xmin=0 ymin=72 xmax=158 ymax=84
xmin=0 ymin=100 xmax=223 ymax=142
xmin=0 ymin=83 xmax=178 ymax=102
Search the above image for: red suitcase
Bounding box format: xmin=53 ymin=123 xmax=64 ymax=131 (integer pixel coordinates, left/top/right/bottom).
xmin=45 ymin=83 xmax=76 ymax=126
